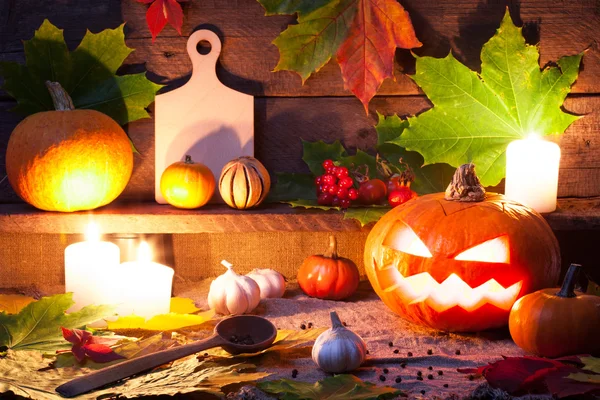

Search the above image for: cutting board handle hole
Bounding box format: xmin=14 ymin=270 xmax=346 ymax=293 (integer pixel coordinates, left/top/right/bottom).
xmin=196 ymin=40 xmax=212 ymax=56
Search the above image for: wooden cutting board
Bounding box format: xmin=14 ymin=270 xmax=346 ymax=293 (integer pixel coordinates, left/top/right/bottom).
xmin=154 ymin=30 xmax=254 ymax=204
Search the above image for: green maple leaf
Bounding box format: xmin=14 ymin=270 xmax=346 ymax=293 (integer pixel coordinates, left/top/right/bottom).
xmin=268 ymin=173 xmax=317 ymax=202
xmin=0 ymin=19 xmax=161 ymax=126
xmin=382 ymin=9 xmax=583 ymax=186
xmin=258 ymin=374 xmax=403 ymax=400
xmin=344 ymin=207 xmax=391 ymax=227
xmin=0 ymin=293 xmax=114 ymax=352
xmin=284 ymin=199 xmax=340 ymax=210
xmin=302 ymin=140 xmax=348 ymax=176
xmin=375 ymin=113 xmax=455 ymax=194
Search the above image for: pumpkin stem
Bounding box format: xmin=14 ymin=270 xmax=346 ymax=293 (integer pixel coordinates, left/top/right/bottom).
xmin=330 ymin=311 xmax=344 ymax=329
xmin=444 ymin=163 xmax=486 ymax=202
xmin=184 ymin=155 xmax=193 ymax=164
xmin=556 ymin=263 xmax=581 ymax=298
xmin=323 ymin=235 xmax=339 ymax=259
xmin=45 ymin=81 xmax=75 ymax=111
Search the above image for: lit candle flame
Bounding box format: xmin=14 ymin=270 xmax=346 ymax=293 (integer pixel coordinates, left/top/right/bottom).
xmin=137 ymin=241 xmax=152 ymax=263
xmin=527 ymin=132 xmax=541 ymax=141
xmin=85 ymin=222 xmax=100 ymax=242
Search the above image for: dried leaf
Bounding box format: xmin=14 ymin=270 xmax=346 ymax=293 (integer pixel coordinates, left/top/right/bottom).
xmin=169 ymin=297 xmax=200 ymax=314
xmin=0 ymin=293 xmax=114 ymax=352
xmin=60 ymin=328 xmax=123 ymax=363
xmin=259 ymin=374 xmax=403 ymax=399
xmin=259 ymin=0 xmax=421 ymax=111
xmin=0 ymin=350 xmax=270 ymax=399
xmin=106 ymin=308 xmax=215 ymax=331
xmin=0 ymin=294 xmax=36 ymax=314
xmin=579 ymin=356 xmax=600 ymax=373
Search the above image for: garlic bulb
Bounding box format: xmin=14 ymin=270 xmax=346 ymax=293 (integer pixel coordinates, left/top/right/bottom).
xmin=312 ymin=311 xmax=367 ymax=373
xmin=246 ymin=269 xmax=286 ymax=299
xmin=207 ymin=260 xmax=261 ymax=315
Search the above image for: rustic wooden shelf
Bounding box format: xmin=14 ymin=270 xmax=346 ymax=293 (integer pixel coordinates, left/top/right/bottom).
xmin=0 ymin=198 xmax=599 ymax=234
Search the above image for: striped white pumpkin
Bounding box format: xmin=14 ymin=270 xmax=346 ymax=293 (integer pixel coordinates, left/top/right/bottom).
xmin=219 ymin=156 xmax=271 ymax=209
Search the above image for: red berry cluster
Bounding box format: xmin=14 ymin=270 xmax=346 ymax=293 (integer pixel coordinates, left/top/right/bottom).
xmin=315 ymin=159 xmax=358 ymax=208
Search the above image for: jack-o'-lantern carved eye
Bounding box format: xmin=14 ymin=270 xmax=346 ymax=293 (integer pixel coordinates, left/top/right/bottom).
xmin=383 ymin=223 xmax=432 ymax=258
xmin=455 ymin=236 xmax=510 ymax=263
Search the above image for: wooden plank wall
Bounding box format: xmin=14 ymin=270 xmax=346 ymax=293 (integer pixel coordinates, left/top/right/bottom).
xmin=1 ymin=0 xmax=600 ymax=202
xmin=0 ymin=0 xmax=599 ymax=291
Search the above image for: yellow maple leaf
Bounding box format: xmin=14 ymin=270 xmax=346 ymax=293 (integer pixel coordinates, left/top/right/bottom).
xmin=169 ymin=297 xmax=200 ymax=314
xmin=107 ymin=309 xmax=215 ymax=331
xmin=0 ymin=294 xmax=36 ymax=314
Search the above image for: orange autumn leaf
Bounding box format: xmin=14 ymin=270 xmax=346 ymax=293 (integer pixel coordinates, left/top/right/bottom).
xmin=259 ymin=0 xmax=421 ymax=112
xmin=0 ymin=294 xmax=36 ymax=314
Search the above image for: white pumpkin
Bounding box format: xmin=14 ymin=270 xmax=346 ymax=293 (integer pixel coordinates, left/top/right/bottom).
xmin=207 ymin=260 xmax=261 ymax=315
xmin=246 ymin=269 xmax=286 ymax=299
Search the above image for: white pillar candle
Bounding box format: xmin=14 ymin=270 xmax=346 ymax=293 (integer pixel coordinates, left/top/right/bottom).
xmin=117 ymin=241 xmax=174 ymax=319
xmin=65 ymin=222 xmax=121 ymax=312
xmin=505 ymin=135 xmax=561 ymax=213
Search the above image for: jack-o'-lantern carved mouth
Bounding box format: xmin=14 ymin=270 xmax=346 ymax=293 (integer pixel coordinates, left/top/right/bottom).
xmin=373 ymin=223 xmax=523 ymax=313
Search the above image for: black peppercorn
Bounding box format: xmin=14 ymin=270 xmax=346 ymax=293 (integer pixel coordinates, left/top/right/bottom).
xmin=443 ymin=383 xmax=449 ymax=388
xmin=420 ymin=390 xmax=426 ymax=395
xmin=203 ymin=353 xmax=208 ymax=356
xmin=366 ymin=349 xmax=369 ymax=354
xmin=388 ymin=341 xmax=393 ymax=347
xmin=455 ymin=349 xmax=461 ymax=355
xmin=417 ymin=376 xmax=423 ymax=381
xmin=438 ymin=370 xmax=443 ymax=376
xmin=343 ymin=322 xmax=348 ymax=326
xmin=400 ymin=362 xmax=407 ymax=368
xmin=427 ymin=349 xmax=433 ymax=355
xmin=393 ymin=349 xmax=399 ymax=354
xmin=300 ymin=323 xmax=306 ymax=330
xmin=292 ymin=369 xmax=298 ymax=378
xmin=395 ymin=377 xmax=401 ymax=383
xmin=427 ymin=374 xmax=434 ymax=380
xmin=407 ymin=351 xmax=413 ymax=357
xmin=469 ymin=375 xmax=474 ymax=381
xmin=416 ymin=371 xmax=422 ymax=376
xmin=383 ymin=368 xmax=389 ymax=374
xmin=379 ymin=375 xmax=386 ymax=382
xmin=428 ymin=366 xmax=433 ymax=370
xmin=307 ymin=322 xmax=313 ymax=328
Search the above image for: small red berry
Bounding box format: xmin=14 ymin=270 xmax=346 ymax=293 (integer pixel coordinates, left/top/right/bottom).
xmin=332 ymin=196 xmax=342 ymax=207
xmin=318 ymin=192 xmax=334 ymax=205
xmin=348 ymin=188 xmax=359 ymax=200
xmin=327 ymin=185 xmax=339 ymax=195
xmin=322 ymin=159 xmax=334 ymax=170
xmin=336 ymin=167 xmax=349 ymax=178
xmin=316 ymin=185 xmax=325 ymax=195
xmin=339 ymin=176 xmax=353 ymax=189
xmin=337 ymin=188 xmax=349 ymax=200
xmin=322 ymin=174 xmax=336 ymax=186
xmin=388 ymin=188 xmax=417 ymax=207
xmin=326 ymin=167 xmax=336 ymax=175
xmin=315 ymin=176 xmax=323 ymax=186
xmin=340 ymin=199 xmax=351 ymax=209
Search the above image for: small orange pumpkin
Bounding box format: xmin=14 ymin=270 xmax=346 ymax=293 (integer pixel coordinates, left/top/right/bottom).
xmin=6 ymin=82 xmax=133 ymax=212
xmin=160 ymin=155 xmax=215 ymax=209
xmin=509 ymin=264 xmax=600 ymax=357
xmin=298 ymin=236 xmax=360 ymax=300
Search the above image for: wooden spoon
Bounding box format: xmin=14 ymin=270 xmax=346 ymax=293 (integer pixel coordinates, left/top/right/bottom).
xmin=55 ymin=315 xmax=277 ymax=398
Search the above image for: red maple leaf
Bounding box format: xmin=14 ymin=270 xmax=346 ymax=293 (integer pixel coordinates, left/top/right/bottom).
xmin=137 ymin=0 xmax=185 ymax=42
xmin=61 ymin=327 xmax=124 ymax=363
xmin=336 ymin=0 xmax=422 ymax=112
xmin=458 ymin=355 xmax=600 ymax=398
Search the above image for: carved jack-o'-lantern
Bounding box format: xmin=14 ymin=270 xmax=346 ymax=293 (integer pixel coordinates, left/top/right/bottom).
xmin=364 ymin=164 xmax=560 ymax=332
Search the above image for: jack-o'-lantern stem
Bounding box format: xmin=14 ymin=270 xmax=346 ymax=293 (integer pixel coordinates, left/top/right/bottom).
xmin=45 ymin=81 xmax=74 ymax=111
xmin=323 ymin=235 xmax=339 ymax=259
xmin=556 ymin=263 xmax=581 ymax=298
xmin=445 ymin=163 xmax=485 ymax=202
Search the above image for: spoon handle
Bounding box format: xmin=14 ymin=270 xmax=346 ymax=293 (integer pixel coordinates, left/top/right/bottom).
xmin=56 ymin=334 xmax=225 ymax=398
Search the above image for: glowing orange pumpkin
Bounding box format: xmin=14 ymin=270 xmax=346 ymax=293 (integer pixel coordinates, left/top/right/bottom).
xmin=6 ymin=82 xmax=133 ymax=212
xmin=364 ymin=164 xmax=560 ymax=332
